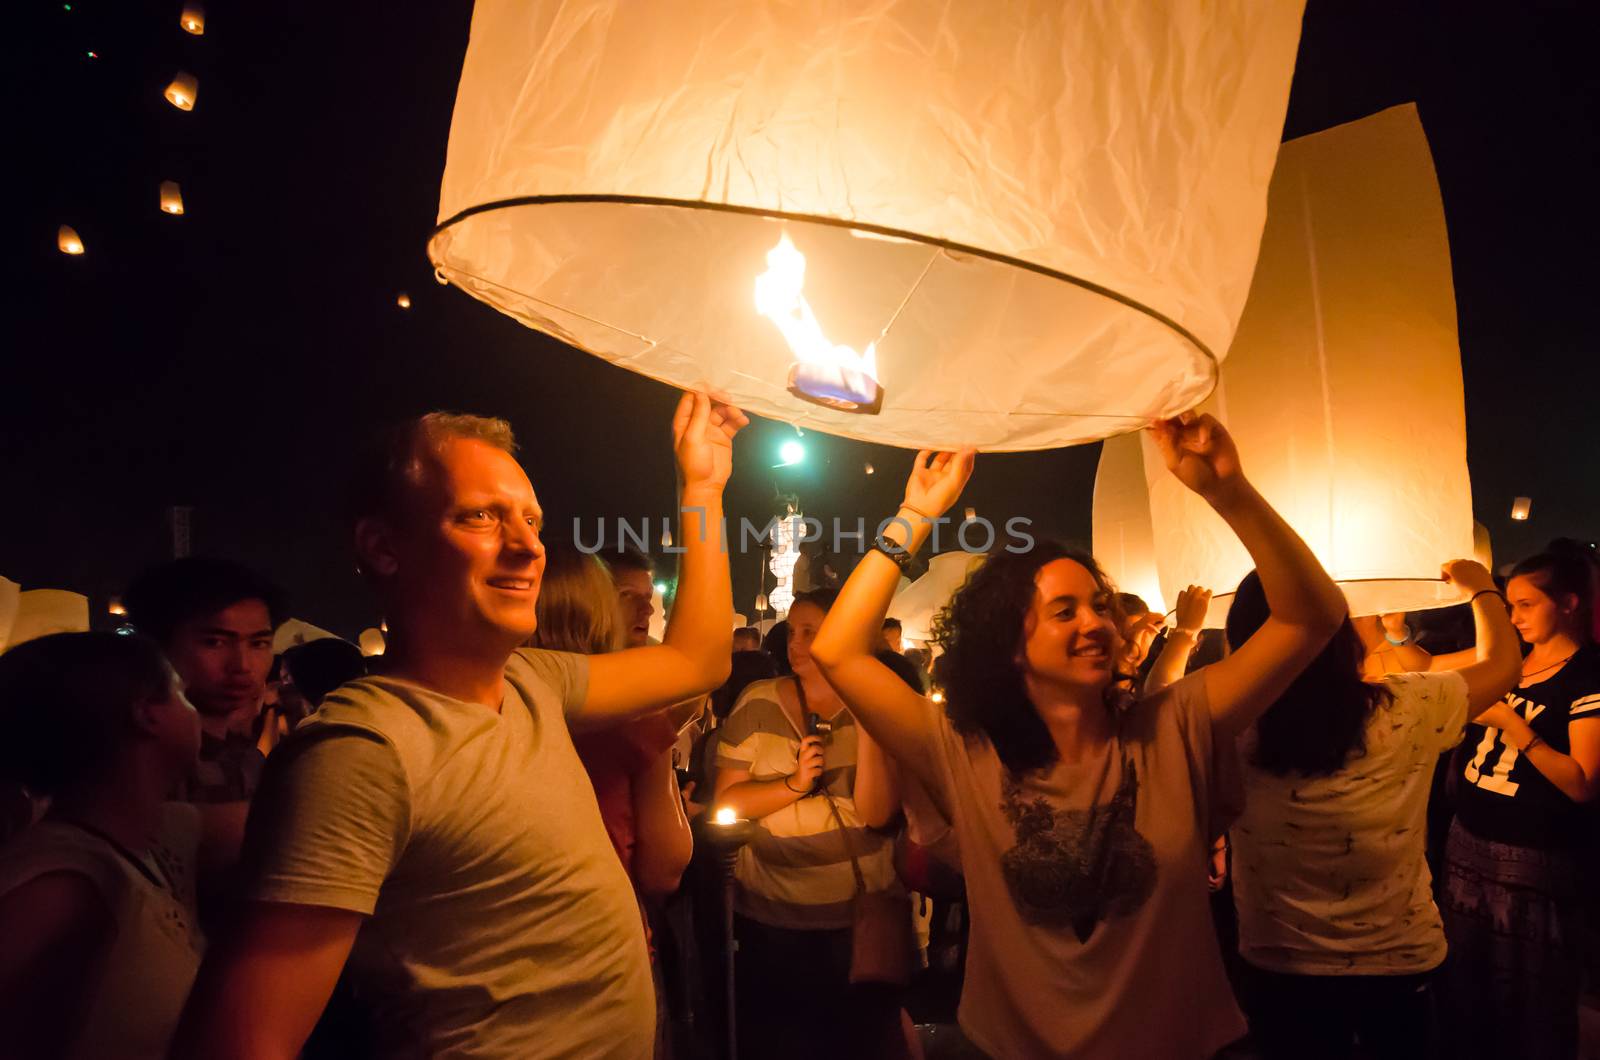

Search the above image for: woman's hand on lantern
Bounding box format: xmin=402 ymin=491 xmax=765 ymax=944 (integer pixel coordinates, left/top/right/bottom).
xmin=903 ymin=449 xmax=976 ymax=519
xmin=1173 ymin=585 xmax=1213 ymax=635
xmin=1149 ymin=413 xmax=1245 ymax=509
xmin=1442 ymin=558 xmax=1497 ymax=596
xmin=672 ymin=389 xmax=748 ymax=496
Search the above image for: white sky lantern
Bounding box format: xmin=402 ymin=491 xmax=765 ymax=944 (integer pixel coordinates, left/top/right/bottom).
xmin=1145 ymin=105 xmax=1476 ymax=627
xmin=397 ymin=293 xmax=412 ymax=310
xmin=160 ymin=180 xmax=184 ymax=215
xmin=888 ymin=551 xmax=984 ymax=645
xmin=181 ymin=4 xmax=205 ymax=35
xmin=1511 ymin=497 xmax=1532 ymax=522
xmin=57 ymin=225 xmax=84 ymax=255
xmin=429 ymin=1 xmax=1305 ymax=451
xmin=358 ymin=628 xmax=387 ymax=656
xmin=164 ymin=72 xmax=198 ymax=111
xmin=1092 ymin=432 xmax=1167 ymax=615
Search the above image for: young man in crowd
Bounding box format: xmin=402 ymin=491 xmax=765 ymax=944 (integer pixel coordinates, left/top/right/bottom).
xmin=175 ymin=391 xmax=745 ymax=1059
xmin=881 ymin=616 xmax=904 ymax=653
xmin=123 ymin=557 xmax=285 ymax=804
xmin=610 ymin=546 xmax=658 ymax=646
xmin=733 ymin=625 xmax=763 ymax=653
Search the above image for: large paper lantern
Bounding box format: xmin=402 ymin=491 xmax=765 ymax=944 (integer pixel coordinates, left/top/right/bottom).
xmin=1093 ymin=432 xmax=1166 ymax=614
xmin=1144 ymin=105 xmax=1475 ymax=626
xmin=358 ymin=627 xmax=387 ymax=657
xmin=430 ymin=1 xmax=1305 ymax=451
xmin=181 ymin=4 xmax=205 ymax=35
xmin=57 ymin=225 xmax=85 ymax=255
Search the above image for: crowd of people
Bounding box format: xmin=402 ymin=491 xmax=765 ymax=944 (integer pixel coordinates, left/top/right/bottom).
xmin=0 ymin=393 xmax=1595 ymax=1060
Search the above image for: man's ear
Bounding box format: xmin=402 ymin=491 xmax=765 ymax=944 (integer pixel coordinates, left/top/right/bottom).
xmin=355 ymin=516 xmax=401 ymax=578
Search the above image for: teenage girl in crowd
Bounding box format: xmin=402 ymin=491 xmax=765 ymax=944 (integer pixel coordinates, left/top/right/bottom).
xmin=1436 ymin=541 xmax=1600 ymax=1059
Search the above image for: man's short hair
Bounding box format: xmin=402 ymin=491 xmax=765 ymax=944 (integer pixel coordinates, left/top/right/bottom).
xmin=124 ymin=557 xmax=286 ymax=646
xmin=733 ymin=626 xmax=762 ymax=646
xmin=881 ymin=618 xmax=903 ymax=633
xmin=603 ymin=545 xmax=654 ymax=579
xmin=350 ymin=412 xmax=517 ymax=524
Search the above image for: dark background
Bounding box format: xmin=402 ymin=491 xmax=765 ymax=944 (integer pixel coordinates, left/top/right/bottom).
xmin=7 ymin=0 xmax=1597 ymax=637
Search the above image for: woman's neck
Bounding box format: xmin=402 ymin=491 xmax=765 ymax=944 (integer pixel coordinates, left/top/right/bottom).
xmin=1526 ymin=632 xmax=1582 ymax=669
xmin=1026 ymin=679 xmax=1113 ymax=764
xmin=793 ymin=668 xmax=843 ymax=716
xmin=49 ymin=757 xmax=168 ymax=855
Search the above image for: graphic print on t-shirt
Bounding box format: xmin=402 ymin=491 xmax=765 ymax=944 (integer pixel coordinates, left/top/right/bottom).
xmin=999 ymin=764 xmax=1157 ymax=942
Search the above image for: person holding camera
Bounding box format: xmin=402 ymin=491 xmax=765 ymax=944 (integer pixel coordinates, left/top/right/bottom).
xmin=713 ymin=588 xmax=906 ymax=1060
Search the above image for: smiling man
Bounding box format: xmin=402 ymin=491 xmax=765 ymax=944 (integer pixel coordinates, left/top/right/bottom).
xmin=175 ymin=393 xmax=746 ymax=1059
xmin=124 ymin=557 xmax=285 ymax=804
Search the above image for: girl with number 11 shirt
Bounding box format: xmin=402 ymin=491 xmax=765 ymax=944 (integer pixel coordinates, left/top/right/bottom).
xmin=1437 ymin=541 xmax=1600 ymax=1060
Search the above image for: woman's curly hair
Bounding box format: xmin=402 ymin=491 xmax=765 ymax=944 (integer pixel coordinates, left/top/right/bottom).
xmin=931 ymin=541 xmax=1121 ymax=775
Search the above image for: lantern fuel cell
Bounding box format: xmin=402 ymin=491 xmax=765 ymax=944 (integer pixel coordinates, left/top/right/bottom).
xmin=429 ymin=0 xmax=1305 ymax=451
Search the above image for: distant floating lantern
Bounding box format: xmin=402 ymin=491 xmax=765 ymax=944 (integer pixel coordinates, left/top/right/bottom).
xmin=1145 ymin=106 xmax=1475 ymax=626
xmin=57 ymin=225 xmax=85 ymax=255
xmin=180 ymin=3 xmax=205 ymax=35
xmin=358 ymin=627 xmax=387 ymax=656
xmin=864 ymin=462 xmax=874 ymax=476
xmin=396 ymin=292 xmax=412 ymax=309
xmin=164 ymin=71 xmax=198 ymax=111
xmin=159 ymin=181 xmax=184 ymax=215
xmin=660 ymin=524 xmax=673 ymax=549
xmin=430 ymin=1 xmax=1305 ymax=451
xmin=1510 ymin=497 xmax=1532 ymax=521
xmin=754 ymin=593 xmax=768 ymax=614
xmin=962 ymin=507 xmax=977 ymax=522
xmin=108 ymin=596 xmax=126 ymax=616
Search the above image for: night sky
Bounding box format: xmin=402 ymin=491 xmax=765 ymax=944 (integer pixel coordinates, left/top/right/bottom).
xmin=9 ymin=1 xmax=1597 ymax=639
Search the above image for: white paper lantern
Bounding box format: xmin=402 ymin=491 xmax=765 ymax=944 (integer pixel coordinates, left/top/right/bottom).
xmin=1510 ymin=497 xmax=1532 ymax=522
xmin=272 ymin=618 xmax=341 ymax=656
xmin=57 ymin=225 xmax=85 ymax=255
xmin=888 ymin=551 xmax=984 ymax=644
xmin=430 ymin=1 xmax=1305 ymax=451
xmin=1092 ymin=432 xmax=1167 ymax=615
xmin=358 ymin=627 xmax=387 ymax=656
xmin=1145 ymin=105 xmax=1475 ymax=626
xmin=181 ymin=4 xmax=205 ymax=35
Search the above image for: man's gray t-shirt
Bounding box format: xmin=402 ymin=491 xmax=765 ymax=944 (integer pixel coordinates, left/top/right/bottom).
xmin=241 ymin=648 xmax=654 ymax=1059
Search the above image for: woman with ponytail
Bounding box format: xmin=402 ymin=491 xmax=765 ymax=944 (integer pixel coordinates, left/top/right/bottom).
xmin=1440 ymin=538 xmax=1600 ymax=1059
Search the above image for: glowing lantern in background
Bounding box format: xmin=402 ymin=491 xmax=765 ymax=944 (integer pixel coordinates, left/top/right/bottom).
xmin=164 ymin=72 xmax=198 ymax=111
xmin=160 ymin=181 xmax=184 ymax=215
xmin=1092 ymin=432 xmax=1167 ymax=615
xmin=1144 ymin=105 xmax=1476 ymax=627
xmin=1473 ymin=522 xmax=1494 ymax=571
xmin=57 ymin=225 xmax=85 ymax=255
xmin=430 ymin=1 xmax=1306 ymax=451
xmin=4 ymin=590 xmax=90 ymax=651
xmin=358 ymin=627 xmax=386 ymax=656
xmin=180 ymin=3 xmax=205 ymax=35
xmin=754 ymin=593 xmax=768 ymax=614
xmin=396 ymin=293 xmax=412 ymax=309
xmin=767 ymin=511 xmax=801 ymax=616
xmin=108 ymin=596 xmax=126 ymax=616
xmin=1510 ymin=497 xmax=1532 ymax=522
xmin=0 ymin=578 xmax=19 ymax=651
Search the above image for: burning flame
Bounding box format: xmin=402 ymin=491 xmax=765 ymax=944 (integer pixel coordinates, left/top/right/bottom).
xmin=754 ymin=233 xmax=879 ymax=385
xmin=713 ymin=807 xmax=738 ymax=826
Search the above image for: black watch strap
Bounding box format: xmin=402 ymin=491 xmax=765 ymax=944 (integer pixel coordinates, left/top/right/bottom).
xmin=871 ymin=534 xmax=913 ymax=572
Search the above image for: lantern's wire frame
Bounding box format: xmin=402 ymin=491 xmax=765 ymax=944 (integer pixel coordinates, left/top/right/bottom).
xmin=1160 ymin=576 xmax=1463 ymax=626
xmin=430 ymin=195 xmax=1223 ymax=440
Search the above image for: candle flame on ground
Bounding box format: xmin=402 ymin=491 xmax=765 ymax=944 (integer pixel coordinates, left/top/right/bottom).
xmin=713 ymin=806 xmax=738 ymax=826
